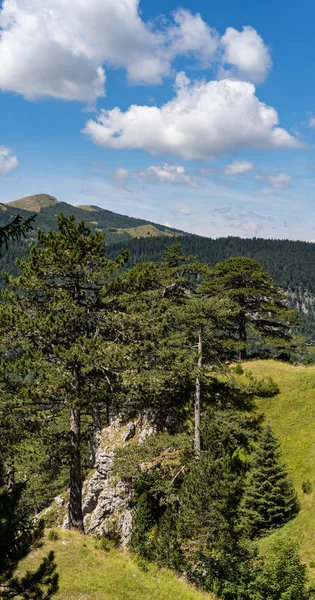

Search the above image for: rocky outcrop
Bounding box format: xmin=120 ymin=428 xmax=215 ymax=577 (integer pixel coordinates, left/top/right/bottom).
xmin=78 ymin=416 xmax=155 ymax=546
xmin=285 ymin=289 xmax=315 ymax=315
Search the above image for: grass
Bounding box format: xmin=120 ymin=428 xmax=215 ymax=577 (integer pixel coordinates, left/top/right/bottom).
xmin=7 ymin=193 xmax=57 ymax=212
xmin=20 ymin=359 xmax=315 ymax=594
xmin=244 ymin=360 xmax=315 ymax=579
xmin=20 ymin=531 xmax=214 ymax=600
xmin=115 ymin=225 xmax=179 ymax=238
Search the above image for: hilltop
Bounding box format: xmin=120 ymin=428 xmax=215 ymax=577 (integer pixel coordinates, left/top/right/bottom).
xmin=6 ymin=193 xmax=58 ymax=212
xmin=0 ymin=193 xmax=183 ymax=244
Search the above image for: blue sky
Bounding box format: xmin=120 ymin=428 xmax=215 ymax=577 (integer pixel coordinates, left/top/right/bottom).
xmin=1 ymin=0 xmax=315 ymax=240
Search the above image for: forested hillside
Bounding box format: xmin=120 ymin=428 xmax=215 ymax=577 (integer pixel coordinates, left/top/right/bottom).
xmin=2 ymin=195 xmax=315 ymax=340
xmin=107 ymin=235 xmax=315 ymax=294
xmin=1 ymin=215 xmax=313 ymax=600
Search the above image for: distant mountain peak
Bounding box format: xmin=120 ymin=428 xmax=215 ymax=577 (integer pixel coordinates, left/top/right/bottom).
xmin=6 ymin=194 xmax=58 ymax=212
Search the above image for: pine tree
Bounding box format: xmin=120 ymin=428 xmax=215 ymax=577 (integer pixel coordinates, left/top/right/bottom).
xmin=179 ymin=407 xmax=258 ymax=552
xmin=0 ymin=462 xmax=58 ymax=600
xmin=161 ymin=241 xmax=237 ymax=452
xmin=0 ymin=214 xmax=35 ymax=254
xmin=0 ymin=215 xmax=58 ymax=599
xmin=208 ymin=256 xmax=298 ymax=359
xmin=0 ymin=214 xmax=128 ymax=531
xmin=130 ymin=492 xmax=154 ymax=559
xmin=240 ymin=425 xmax=299 ymax=537
xmin=251 ymin=539 xmax=311 ymax=600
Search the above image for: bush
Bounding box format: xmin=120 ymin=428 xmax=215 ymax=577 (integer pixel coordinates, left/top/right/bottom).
xmin=250 ymin=539 xmax=312 ymax=600
xmin=130 ymin=492 xmax=155 ymax=559
xmin=98 ymin=534 xmax=120 ymax=553
xmin=47 ymin=529 xmax=59 ymax=541
xmin=154 ymin=507 xmax=183 ymax=570
xmin=186 ymin=536 xmax=257 ymax=600
xmin=302 ymin=479 xmax=312 ymax=494
xmin=234 ymin=363 xmax=244 ymax=375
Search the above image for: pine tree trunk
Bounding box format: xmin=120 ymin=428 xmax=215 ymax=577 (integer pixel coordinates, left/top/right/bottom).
xmin=194 ymin=326 xmax=202 ymax=455
xmin=68 ymin=405 xmax=84 ymax=532
xmin=239 ymin=310 xmax=247 ymax=360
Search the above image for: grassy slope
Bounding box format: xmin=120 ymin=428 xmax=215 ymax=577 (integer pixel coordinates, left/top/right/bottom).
xmin=20 ymin=531 xmax=214 ymax=600
xmin=245 ymin=360 xmax=315 ymax=579
xmin=20 ymin=359 xmax=315 ymax=594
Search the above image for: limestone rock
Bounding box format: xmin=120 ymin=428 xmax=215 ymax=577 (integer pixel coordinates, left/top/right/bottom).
xmin=78 ymin=415 xmax=156 ymax=545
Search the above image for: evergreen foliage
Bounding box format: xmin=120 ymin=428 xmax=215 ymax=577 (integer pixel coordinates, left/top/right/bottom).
xmin=0 ymin=465 xmax=58 ymax=600
xmin=250 ymin=539 xmax=312 ymax=600
xmin=0 ymin=214 xmax=36 ymax=255
xmin=130 ymin=492 xmax=155 ymax=560
xmin=207 ymin=256 xmax=298 ymax=358
xmin=179 ymin=406 xmax=259 ymax=552
xmin=0 ymin=213 xmax=308 ymax=599
xmin=240 ymin=425 xmax=299 ymax=537
xmin=0 ymin=213 xmax=58 ymax=599
xmin=0 ymin=214 xmax=129 ymax=531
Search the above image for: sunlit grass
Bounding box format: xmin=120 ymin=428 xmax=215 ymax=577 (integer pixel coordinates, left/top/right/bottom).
xmin=20 ymin=530 xmax=214 ymax=600
xmin=244 ymin=360 xmax=315 ymax=580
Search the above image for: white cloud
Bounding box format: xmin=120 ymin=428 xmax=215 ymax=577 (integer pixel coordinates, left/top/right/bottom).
xmin=220 ymin=26 xmax=272 ymax=83
xmin=0 ymin=0 xmax=275 ymax=102
xmin=255 ymin=171 xmax=292 ymax=189
xmin=138 ymin=163 xmax=196 ymax=186
xmin=0 ymin=146 xmax=18 ymax=174
xmin=113 ymin=168 xmax=129 ymax=181
xmin=0 ymin=1 xmax=220 ymax=101
xmin=177 ymin=204 xmax=191 ymax=215
xmin=267 ymin=172 xmax=292 ymax=189
xmin=224 ymin=160 xmax=254 ymax=175
xmin=309 ymin=117 xmax=315 ymax=129
xmin=84 ymin=73 xmax=301 ymax=160
xmin=169 ymin=9 xmax=219 ymax=65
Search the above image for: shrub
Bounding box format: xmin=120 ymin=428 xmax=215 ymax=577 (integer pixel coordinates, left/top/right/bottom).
xmin=302 ymin=479 xmax=312 ymax=494
xmin=47 ymin=529 xmax=59 ymax=541
xmin=250 ymin=539 xmax=312 ymax=600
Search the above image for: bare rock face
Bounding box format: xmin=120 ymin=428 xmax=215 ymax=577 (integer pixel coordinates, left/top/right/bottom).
xmin=62 ymin=416 xmax=158 ymax=545
xmin=80 ymin=419 xmax=140 ymax=546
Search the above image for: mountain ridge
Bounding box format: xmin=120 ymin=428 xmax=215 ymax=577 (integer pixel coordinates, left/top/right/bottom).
xmin=2 ymin=192 xmax=315 ymax=340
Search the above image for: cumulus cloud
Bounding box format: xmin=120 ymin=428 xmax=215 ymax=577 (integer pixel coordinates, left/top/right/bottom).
xmin=224 ymin=160 xmax=254 ymax=175
xmin=138 ymin=163 xmax=196 ymax=186
xmin=168 ymin=9 xmax=219 ymax=65
xmin=0 ymin=0 xmax=275 ymax=101
xmin=220 ymin=26 xmax=272 ymax=82
xmin=0 ymin=1 xmax=220 ymax=101
xmin=0 ymin=146 xmax=18 ymax=174
xmin=84 ymin=73 xmax=301 ymax=159
xmin=309 ymin=117 xmax=315 ymax=129
xmin=113 ymin=168 xmax=129 ymax=181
